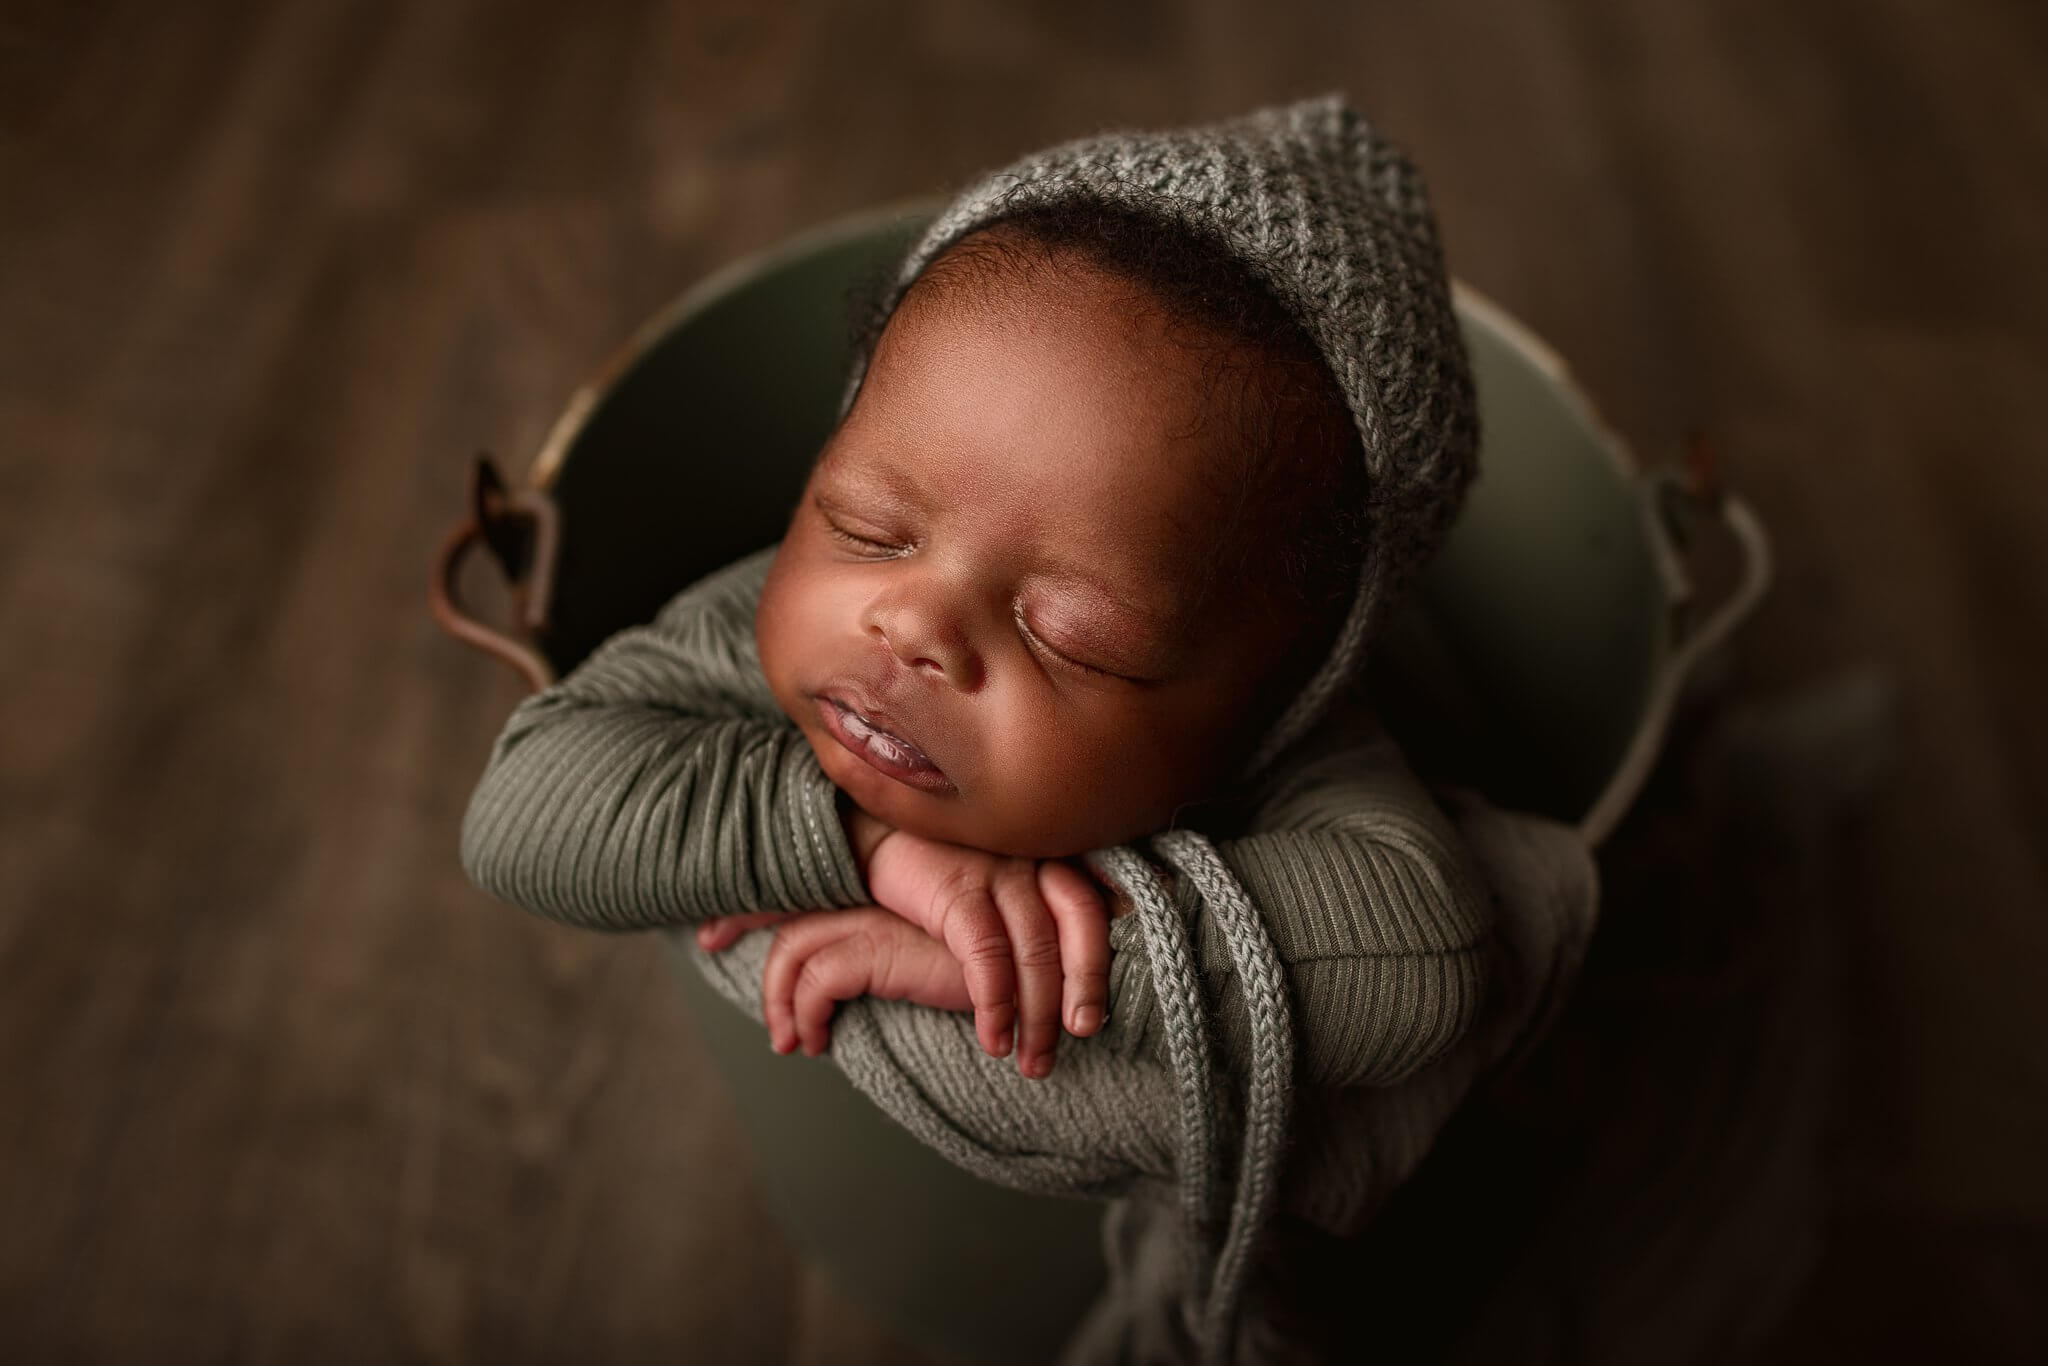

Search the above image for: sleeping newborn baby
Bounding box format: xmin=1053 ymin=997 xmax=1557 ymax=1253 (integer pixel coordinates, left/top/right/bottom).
xmin=709 ymin=195 xmax=1387 ymax=1076
xmin=463 ymin=173 xmax=1483 ymax=1081
xmin=459 ymin=95 xmax=1566 ymax=1364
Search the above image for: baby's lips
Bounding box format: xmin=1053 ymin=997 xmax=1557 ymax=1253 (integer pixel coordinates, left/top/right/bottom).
xmin=815 ymin=691 xmax=957 ymax=794
xmin=838 ymin=702 xmax=939 ymax=770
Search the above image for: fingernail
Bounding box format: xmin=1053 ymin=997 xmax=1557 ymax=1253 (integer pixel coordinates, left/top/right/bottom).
xmin=1072 ymin=1005 xmax=1102 ymax=1035
xmin=1025 ymin=1054 xmax=1051 ymax=1079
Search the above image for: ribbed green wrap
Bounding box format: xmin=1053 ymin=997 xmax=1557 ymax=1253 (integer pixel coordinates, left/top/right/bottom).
xmin=461 ymin=547 xmax=1491 ymax=1091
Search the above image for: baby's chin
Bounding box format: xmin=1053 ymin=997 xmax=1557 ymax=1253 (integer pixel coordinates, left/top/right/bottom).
xmin=887 ymin=806 xmax=1137 ymax=861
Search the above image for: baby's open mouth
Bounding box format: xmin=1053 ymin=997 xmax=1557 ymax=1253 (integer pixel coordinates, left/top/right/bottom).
xmin=817 ymin=694 xmax=955 ymax=794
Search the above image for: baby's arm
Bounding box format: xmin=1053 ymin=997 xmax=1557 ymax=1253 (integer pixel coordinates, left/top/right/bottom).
xmin=693 ymin=700 xmax=1486 ymax=1089
xmin=461 ymin=548 xmax=1105 ymax=1077
xmin=459 ymin=548 xmax=867 ymax=928
xmin=702 ymin=704 xmax=1481 ymax=1090
xmin=1096 ymin=705 xmax=1496 ymax=1089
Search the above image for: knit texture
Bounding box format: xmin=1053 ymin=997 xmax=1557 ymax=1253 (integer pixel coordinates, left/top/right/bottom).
xmin=842 ymin=92 xmax=1480 ymax=775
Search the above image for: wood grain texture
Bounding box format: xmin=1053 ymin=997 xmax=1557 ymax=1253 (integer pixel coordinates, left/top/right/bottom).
xmin=2 ymin=0 xmax=2041 ymax=1360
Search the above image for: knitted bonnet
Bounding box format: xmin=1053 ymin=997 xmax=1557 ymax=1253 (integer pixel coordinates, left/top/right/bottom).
xmin=839 ymin=92 xmax=1479 ymax=774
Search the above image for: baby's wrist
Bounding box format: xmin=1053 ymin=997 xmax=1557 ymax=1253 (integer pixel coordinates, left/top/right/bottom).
xmin=838 ymin=794 xmax=897 ymax=879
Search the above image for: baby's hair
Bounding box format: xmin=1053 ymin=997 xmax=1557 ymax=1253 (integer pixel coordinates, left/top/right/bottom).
xmin=842 ymin=198 xmax=1368 ymax=624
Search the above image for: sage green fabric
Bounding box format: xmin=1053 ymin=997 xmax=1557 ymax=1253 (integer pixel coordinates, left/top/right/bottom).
xmin=462 ymin=547 xmax=1491 ymax=1090
xmin=459 ymin=546 xmax=1601 ymax=1360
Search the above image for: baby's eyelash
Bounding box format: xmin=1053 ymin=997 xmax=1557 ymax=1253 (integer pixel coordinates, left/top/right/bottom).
xmin=826 ymin=523 xmax=889 ymax=550
xmin=819 ymin=508 xmax=907 ymax=556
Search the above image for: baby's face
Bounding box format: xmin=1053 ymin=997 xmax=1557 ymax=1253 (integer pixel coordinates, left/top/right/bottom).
xmin=756 ymin=252 xmax=1315 ymax=856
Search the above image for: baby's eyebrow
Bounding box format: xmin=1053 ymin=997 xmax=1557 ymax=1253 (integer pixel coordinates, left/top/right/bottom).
xmin=815 ymin=442 xmax=926 ymax=508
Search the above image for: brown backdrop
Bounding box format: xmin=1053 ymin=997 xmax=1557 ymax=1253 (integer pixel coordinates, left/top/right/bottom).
xmin=2 ymin=1 xmax=2042 ymax=1361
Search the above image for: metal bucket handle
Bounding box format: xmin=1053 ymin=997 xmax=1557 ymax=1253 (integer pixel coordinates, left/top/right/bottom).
xmin=429 ymin=453 xmax=561 ymax=693
xmin=1576 ymin=435 xmax=1775 ymax=847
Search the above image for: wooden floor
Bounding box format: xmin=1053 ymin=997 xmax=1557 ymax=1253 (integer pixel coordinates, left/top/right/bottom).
xmin=3 ymin=1 xmax=2043 ymax=1360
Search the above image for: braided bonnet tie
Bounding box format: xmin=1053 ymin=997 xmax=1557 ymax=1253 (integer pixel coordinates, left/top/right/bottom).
xmin=1091 ymin=831 xmax=1296 ymax=1366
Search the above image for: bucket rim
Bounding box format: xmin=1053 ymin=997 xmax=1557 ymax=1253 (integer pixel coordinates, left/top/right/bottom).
xmin=528 ymin=197 xmax=946 ymax=490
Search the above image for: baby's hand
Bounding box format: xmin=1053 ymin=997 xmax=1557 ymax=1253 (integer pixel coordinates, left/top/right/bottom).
xmin=696 ymin=909 xmax=968 ymax=1057
xmin=864 ymin=830 xmax=1110 ymax=1079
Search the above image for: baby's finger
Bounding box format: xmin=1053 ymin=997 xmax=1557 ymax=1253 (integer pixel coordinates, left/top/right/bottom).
xmin=1038 ymin=860 xmax=1110 ymax=1037
xmin=829 ymin=909 xmax=974 ymax=1010
xmin=789 ymin=935 xmax=876 ymax=1057
xmin=761 ymin=913 xmax=851 ymax=1054
xmin=992 ymin=861 xmax=1064 ymax=1079
xmin=863 ymin=922 xmax=972 ymax=1011
xmin=933 ymin=882 xmax=1017 ymax=1059
xmin=776 ymin=912 xmax=968 ymax=1055
xmin=696 ymin=911 xmax=787 ymax=952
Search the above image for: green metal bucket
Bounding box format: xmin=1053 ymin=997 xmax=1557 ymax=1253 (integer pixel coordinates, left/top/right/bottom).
xmin=433 ymin=202 xmax=1770 ymax=1365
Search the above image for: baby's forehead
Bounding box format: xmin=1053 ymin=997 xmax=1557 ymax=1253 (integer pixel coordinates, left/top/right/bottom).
xmin=884 ymin=265 xmax=1275 ymax=472
xmin=835 ymin=237 xmax=1350 ymax=616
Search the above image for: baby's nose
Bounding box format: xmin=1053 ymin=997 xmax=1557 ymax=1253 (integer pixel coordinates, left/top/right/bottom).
xmin=867 ymin=595 xmax=983 ymax=691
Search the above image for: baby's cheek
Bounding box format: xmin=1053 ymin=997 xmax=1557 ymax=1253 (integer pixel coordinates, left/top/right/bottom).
xmin=988 ymin=720 xmax=1178 ymax=853
xmin=1075 ymin=713 xmax=1234 ymax=834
